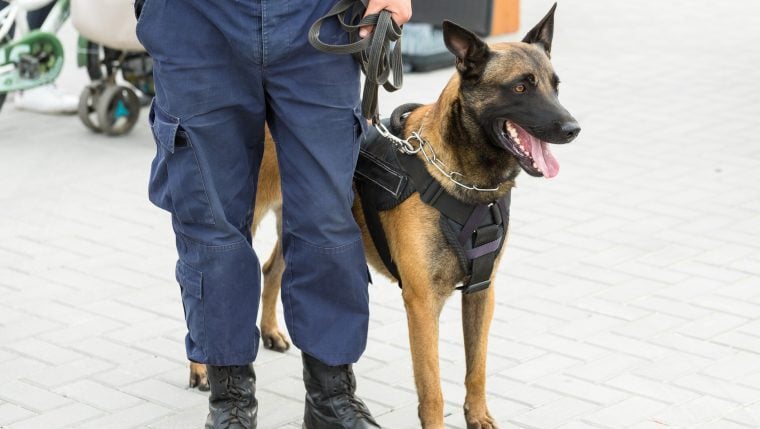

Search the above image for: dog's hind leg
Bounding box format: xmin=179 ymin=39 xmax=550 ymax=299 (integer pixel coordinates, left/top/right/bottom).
xmin=260 ymin=204 xmax=290 ymax=352
xmin=461 ymin=284 xmax=497 ymax=429
xmin=402 ymin=284 xmax=448 ymax=428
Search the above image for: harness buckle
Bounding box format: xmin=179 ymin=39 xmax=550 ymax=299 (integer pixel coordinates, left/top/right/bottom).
xmin=457 ymin=280 xmax=491 ymax=294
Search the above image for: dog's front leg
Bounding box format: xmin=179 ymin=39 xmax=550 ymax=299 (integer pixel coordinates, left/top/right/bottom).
xmin=402 ymin=285 xmax=447 ymax=428
xmin=461 ymin=284 xmax=497 ymax=428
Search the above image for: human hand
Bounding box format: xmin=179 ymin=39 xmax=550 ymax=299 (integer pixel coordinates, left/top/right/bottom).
xmin=359 ymin=0 xmax=412 ymax=38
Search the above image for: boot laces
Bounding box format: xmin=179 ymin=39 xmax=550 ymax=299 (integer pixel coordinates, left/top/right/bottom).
xmin=219 ymin=370 xmax=253 ymax=426
xmin=330 ymin=372 xmax=373 ymax=421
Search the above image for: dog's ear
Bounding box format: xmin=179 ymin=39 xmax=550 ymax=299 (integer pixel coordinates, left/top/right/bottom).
xmin=442 ymin=20 xmax=490 ymax=80
xmin=522 ymin=2 xmax=557 ymax=57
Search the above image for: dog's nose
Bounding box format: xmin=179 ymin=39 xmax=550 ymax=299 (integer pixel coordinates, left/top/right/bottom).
xmin=560 ymin=121 xmax=581 ymax=140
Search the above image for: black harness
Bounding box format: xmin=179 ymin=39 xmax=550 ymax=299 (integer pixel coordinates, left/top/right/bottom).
xmin=354 ymin=104 xmax=511 ymax=294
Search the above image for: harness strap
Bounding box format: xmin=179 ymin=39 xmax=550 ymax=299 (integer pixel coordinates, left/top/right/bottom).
xmin=360 ymin=197 xmax=403 ymax=283
xmin=356 ymin=122 xmax=404 ymax=282
xmin=398 ymin=152 xmax=511 ymax=293
xmin=397 ymin=154 xmax=473 ymax=224
xmin=308 ymin=0 xmax=403 ymax=122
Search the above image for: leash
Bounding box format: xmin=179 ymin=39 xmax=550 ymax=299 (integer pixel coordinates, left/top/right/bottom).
xmin=308 ymin=0 xmax=403 ymax=124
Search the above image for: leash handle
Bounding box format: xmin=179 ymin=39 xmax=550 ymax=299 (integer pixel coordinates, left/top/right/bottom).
xmin=308 ymin=0 xmax=404 ymax=123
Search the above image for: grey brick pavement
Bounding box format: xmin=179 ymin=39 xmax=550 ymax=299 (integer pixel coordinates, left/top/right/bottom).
xmin=1 ymin=0 xmax=759 ymax=427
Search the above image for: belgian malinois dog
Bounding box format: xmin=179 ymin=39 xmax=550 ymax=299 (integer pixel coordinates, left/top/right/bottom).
xmin=189 ymin=4 xmax=579 ymax=428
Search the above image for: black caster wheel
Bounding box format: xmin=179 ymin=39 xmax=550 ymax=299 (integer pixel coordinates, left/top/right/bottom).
xmin=96 ymin=84 xmax=140 ymax=136
xmin=78 ymin=83 xmax=103 ymax=133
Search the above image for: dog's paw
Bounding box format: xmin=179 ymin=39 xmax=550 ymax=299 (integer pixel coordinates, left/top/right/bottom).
xmin=466 ymin=417 xmax=498 ymax=429
xmin=262 ymin=329 xmax=290 ymax=352
xmin=465 ymin=405 xmax=498 ymax=429
xmin=189 ymin=362 xmax=209 ymax=391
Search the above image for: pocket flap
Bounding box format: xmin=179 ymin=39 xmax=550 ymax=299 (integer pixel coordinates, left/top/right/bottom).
xmin=150 ymin=100 xmax=180 ymax=153
xmin=175 ymin=260 xmax=203 ymax=299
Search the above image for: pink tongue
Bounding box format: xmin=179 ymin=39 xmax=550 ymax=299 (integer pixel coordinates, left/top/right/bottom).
xmin=530 ymin=138 xmax=560 ymax=178
xmin=512 ymin=123 xmax=560 ymax=178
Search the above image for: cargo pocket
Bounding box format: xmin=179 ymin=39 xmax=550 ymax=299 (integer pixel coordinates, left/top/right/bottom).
xmin=148 ymin=102 xmax=215 ymax=225
xmin=176 ymin=259 xmax=207 ymax=359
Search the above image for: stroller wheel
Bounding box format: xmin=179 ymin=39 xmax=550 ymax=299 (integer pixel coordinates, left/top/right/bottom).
xmin=96 ymin=85 xmax=140 ymax=136
xmin=78 ymin=84 xmax=103 ymax=133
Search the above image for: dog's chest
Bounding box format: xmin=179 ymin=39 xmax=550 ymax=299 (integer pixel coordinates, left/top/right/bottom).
xmin=354 ymin=139 xmax=510 ymax=292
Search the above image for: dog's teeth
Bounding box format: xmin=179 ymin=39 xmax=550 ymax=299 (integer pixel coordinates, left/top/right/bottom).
xmin=506 ymin=123 xmax=518 ymax=140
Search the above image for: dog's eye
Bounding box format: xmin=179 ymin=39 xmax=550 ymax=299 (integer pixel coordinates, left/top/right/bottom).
xmin=513 ymin=84 xmax=526 ymax=93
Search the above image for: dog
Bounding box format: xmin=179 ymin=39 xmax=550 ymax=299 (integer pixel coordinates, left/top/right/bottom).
xmin=188 ymin=4 xmax=579 ymax=428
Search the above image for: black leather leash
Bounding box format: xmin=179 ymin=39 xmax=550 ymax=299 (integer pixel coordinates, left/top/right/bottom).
xmin=308 ymin=0 xmax=404 ymax=123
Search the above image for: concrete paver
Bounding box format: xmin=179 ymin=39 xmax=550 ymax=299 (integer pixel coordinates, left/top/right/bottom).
xmin=1 ymin=0 xmax=760 ymax=428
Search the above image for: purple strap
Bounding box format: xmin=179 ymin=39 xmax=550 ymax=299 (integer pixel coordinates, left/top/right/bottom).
xmin=465 ymin=237 xmax=503 ymax=260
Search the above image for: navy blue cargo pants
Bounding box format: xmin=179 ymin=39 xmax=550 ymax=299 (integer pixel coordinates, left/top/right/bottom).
xmin=136 ymin=0 xmax=369 ymax=366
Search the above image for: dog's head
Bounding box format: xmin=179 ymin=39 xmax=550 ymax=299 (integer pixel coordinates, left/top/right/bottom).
xmin=442 ymin=3 xmax=580 ymax=178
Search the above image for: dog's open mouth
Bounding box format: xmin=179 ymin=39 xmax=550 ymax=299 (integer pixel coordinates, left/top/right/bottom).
xmin=498 ymin=120 xmax=560 ymax=178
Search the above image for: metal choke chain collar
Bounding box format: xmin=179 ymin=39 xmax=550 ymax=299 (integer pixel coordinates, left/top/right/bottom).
xmin=376 ymin=112 xmax=502 ymax=193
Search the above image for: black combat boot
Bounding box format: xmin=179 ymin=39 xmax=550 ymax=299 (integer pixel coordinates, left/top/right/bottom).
xmin=205 ymin=364 xmax=258 ymax=429
xmin=302 ymin=353 xmax=381 ymax=429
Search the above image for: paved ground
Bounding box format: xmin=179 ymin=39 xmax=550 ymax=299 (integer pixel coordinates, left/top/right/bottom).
xmin=1 ymin=0 xmax=760 ymax=428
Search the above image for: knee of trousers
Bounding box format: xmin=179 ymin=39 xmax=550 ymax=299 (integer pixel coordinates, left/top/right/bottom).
xmin=281 ymin=235 xmax=370 ymax=366
xmin=174 ymin=234 xmax=261 ymax=365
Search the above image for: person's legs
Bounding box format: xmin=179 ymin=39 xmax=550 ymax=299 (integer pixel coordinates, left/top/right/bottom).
xmin=263 ymin=1 xmax=379 ymax=427
xmin=138 ymin=0 xmax=267 ymax=427
xmin=265 ymin=0 xmax=368 ymax=371
xmin=140 ymin=0 xmax=267 ymax=367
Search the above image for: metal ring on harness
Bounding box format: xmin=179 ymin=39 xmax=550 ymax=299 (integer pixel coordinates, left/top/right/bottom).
xmin=308 ymin=0 xmax=403 ymax=123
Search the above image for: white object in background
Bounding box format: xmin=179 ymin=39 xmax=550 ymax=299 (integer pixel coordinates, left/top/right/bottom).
xmin=14 ymin=84 xmax=78 ymax=114
xmin=71 ymin=0 xmax=144 ymax=51
xmin=16 ymin=0 xmax=54 ymax=12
